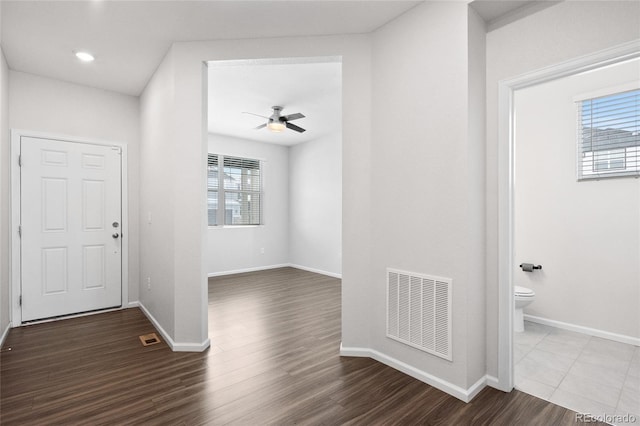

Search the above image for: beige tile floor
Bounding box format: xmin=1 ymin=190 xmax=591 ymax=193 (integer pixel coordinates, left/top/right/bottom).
xmin=515 ymin=321 xmax=640 ymax=425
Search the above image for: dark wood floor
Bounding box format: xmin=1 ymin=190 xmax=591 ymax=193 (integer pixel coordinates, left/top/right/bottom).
xmin=1 ymin=267 xmax=600 ymax=425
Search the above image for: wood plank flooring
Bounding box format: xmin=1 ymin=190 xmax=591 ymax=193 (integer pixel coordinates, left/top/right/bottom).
xmin=1 ymin=267 xmax=601 ymax=425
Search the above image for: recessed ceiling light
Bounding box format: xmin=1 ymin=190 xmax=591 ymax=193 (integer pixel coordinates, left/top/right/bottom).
xmin=74 ymin=51 xmax=95 ymax=63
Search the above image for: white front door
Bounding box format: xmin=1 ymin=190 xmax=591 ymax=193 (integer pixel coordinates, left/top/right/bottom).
xmin=20 ymin=136 xmax=122 ymax=322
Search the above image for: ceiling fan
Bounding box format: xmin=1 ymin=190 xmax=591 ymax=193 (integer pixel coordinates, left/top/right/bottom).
xmin=244 ymin=106 xmax=306 ymax=133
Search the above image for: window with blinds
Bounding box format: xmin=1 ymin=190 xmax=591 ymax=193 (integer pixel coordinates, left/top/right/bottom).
xmin=207 ymin=154 xmax=262 ymax=226
xmin=577 ymin=88 xmax=639 ymax=180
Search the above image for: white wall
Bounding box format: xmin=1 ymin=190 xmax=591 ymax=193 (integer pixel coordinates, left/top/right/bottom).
xmin=0 ymin=14 xmax=10 ymax=336
xmin=486 ymin=1 xmax=640 ymax=379
xmin=8 ymin=70 xmax=141 ymax=307
xmin=289 ymin=132 xmax=342 ymax=277
xmin=207 ymin=134 xmax=289 ymax=275
xmin=514 ymin=60 xmax=640 ymax=339
xmin=139 ymin=49 xmax=177 ymax=340
xmin=154 ymin=4 xmax=487 ymax=397
xmin=370 ymin=1 xmax=486 ymax=391
xmin=466 ymin=6 xmax=487 ymax=385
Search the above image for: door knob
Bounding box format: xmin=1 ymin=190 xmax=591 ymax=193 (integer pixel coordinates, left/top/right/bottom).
xmin=112 ymin=233 xmax=120 ymax=239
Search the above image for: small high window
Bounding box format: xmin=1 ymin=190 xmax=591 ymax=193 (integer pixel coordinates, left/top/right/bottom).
xmin=577 ymin=88 xmax=639 ymax=180
xmin=207 ymin=154 xmax=262 ymax=226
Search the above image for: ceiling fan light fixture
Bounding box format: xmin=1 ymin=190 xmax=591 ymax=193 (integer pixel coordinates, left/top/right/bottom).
xmin=267 ymin=121 xmax=286 ymax=132
xmin=244 ymin=106 xmax=306 ymax=133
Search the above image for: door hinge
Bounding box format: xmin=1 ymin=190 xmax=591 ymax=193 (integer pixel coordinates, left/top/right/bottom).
xmin=18 ymin=225 xmax=21 ymax=237
xmin=18 ymin=155 xmax=22 ymax=167
xmin=19 ymin=296 xmax=22 ymax=306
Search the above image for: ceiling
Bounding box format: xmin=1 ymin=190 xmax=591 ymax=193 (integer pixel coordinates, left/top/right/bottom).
xmin=208 ymin=58 xmax=341 ymax=146
xmin=470 ymin=0 xmax=558 ymax=29
xmin=1 ymin=0 xmax=554 ymax=146
xmin=1 ymin=0 xmax=420 ymax=96
xmin=471 ymin=0 xmax=534 ymax=22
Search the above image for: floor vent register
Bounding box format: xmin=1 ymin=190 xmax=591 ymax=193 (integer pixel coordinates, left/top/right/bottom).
xmin=139 ymin=333 xmax=161 ymax=346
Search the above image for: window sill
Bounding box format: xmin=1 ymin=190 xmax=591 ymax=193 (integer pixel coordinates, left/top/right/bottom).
xmin=208 ymin=225 xmax=264 ymax=229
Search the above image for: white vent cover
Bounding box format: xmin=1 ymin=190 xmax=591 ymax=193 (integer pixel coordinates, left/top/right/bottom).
xmin=386 ymin=268 xmax=452 ymax=361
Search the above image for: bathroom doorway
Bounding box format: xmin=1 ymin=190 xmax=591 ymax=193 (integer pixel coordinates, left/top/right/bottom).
xmin=510 ymin=58 xmax=639 ymax=417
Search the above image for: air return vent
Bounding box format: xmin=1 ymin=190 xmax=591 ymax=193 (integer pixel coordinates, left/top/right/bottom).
xmin=387 ymin=268 xmax=452 ymax=361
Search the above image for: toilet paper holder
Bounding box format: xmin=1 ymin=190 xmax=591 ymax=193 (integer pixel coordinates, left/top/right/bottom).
xmin=519 ymin=263 xmax=542 ymax=272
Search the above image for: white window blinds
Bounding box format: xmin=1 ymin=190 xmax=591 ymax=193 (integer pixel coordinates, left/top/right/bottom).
xmin=223 ymin=156 xmax=262 ymax=225
xmin=577 ymin=89 xmax=639 ymax=180
xmin=207 ymin=154 xmax=219 ymax=226
xmin=207 ymin=154 xmax=262 ymax=226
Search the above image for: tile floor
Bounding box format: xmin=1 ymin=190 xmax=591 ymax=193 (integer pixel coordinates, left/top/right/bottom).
xmin=515 ymin=321 xmax=640 ymax=425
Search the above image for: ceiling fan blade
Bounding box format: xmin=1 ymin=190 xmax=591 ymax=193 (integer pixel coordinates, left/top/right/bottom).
xmin=243 ymin=111 xmax=270 ymax=119
xmin=282 ymin=113 xmax=305 ymax=121
xmin=254 ymin=123 xmax=267 ymax=130
xmin=285 ymin=122 xmax=306 ymax=133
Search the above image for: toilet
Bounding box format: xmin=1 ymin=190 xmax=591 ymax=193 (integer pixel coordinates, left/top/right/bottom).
xmin=514 ymin=285 xmax=535 ymax=332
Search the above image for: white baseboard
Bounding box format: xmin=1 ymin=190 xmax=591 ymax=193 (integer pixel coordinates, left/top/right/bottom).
xmin=466 ymin=375 xmax=489 ymax=401
xmin=208 ymin=263 xmax=342 ymax=279
xmin=485 ymin=375 xmax=501 ymax=389
xmin=127 ymin=301 xmax=140 ymax=308
xmin=136 ymin=302 xmax=176 ymax=349
xmin=171 ymin=340 xmax=212 ymax=352
xmin=339 ymin=344 xmax=489 ymax=403
xmin=208 ymin=264 xmax=290 ymax=277
xmin=524 ymin=314 xmax=640 ymax=347
xmin=288 ymin=264 xmax=342 ymax=279
xmin=0 ymin=322 xmax=11 ymax=349
xmin=137 ymin=302 xmax=210 ymax=352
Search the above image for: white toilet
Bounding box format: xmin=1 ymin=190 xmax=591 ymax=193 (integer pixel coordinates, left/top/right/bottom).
xmin=514 ymin=285 xmax=535 ymax=332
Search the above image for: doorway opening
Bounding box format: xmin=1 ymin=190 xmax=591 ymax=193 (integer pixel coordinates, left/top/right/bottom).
xmin=205 ymin=56 xmax=343 ymax=345
xmin=497 ymin=42 xmax=640 ymax=386
xmin=511 ymin=58 xmax=639 ymax=415
xmin=497 ymin=40 xmax=640 ymax=413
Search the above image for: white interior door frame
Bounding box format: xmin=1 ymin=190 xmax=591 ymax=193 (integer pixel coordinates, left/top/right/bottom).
xmin=495 ymin=39 xmax=640 ymax=392
xmin=10 ymin=129 xmax=129 ymax=326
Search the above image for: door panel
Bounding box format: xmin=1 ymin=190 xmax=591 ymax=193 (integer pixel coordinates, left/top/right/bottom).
xmin=83 ymin=180 xmax=105 ymax=230
xmin=42 ymin=178 xmax=67 ymax=231
xmin=42 ymin=247 xmax=68 ymax=294
xmin=21 ymin=136 xmax=122 ymax=322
